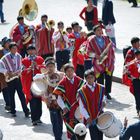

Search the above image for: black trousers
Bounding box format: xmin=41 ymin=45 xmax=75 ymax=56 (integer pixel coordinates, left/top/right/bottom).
xmin=2 ymin=86 xmax=11 ymax=107
xmin=132 ymin=79 xmax=140 ymax=112
xmin=30 ymin=96 xmax=42 ymax=122
xmin=56 ymin=50 xmax=70 ymax=71
xmin=41 ymin=53 xmax=54 ymax=61
xmin=76 ymin=64 xmax=85 ymax=79
xmin=97 ymin=72 xmax=113 ymax=95
xmin=7 ymin=78 xmax=29 ymax=114
xmin=89 ymin=124 xmax=103 ymax=140
xmin=20 ymin=46 xmax=27 ymax=58
xmin=128 ymin=0 xmax=137 ymax=5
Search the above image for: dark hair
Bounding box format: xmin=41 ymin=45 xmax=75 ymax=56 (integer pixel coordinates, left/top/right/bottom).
xmin=71 ymin=22 xmax=79 ymax=28
xmin=9 ymin=42 xmax=17 ymax=50
xmin=84 ymin=69 xmax=95 ymax=79
xmin=45 ymin=57 xmax=55 ymax=66
xmin=64 ymin=63 xmax=74 ymax=73
xmin=41 ymin=14 xmax=48 ymax=19
xmin=93 ymin=24 xmax=101 ymax=32
xmin=66 ymin=27 xmax=72 ymax=31
xmin=57 ymin=21 xmax=64 ymax=26
xmin=131 ymin=37 xmax=140 ymax=45
xmin=26 ymin=45 xmax=36 ymax=51
xmin=75 ymin=134 xmax=86 ymax=140
xmin=134 ymin=50 xmax=140 ymax=55
xmin=17 ymin=16 xmax=24 ymax=21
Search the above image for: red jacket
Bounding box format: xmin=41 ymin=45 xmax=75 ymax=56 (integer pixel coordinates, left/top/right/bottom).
xmin=123 ymin=49 xmax=135 ymax=87
xmin=35 ymin=24 xmax=54 ymax=56
xmin=21 ymin=56 xmax=45 ymax=104
xmin=12 ymin=24 xmax=29 ymax=52
xmin=68 ymin=33 xmax=86 ymax=71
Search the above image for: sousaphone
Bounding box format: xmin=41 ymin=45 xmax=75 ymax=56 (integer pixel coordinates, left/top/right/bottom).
xmin=19 ymin=0 xmax=38 ymax=21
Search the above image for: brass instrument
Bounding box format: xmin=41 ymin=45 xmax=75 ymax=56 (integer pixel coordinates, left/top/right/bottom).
xmin=97 ymin=42 xmax=112 ymax=65
xmin=19 ymin=0 xmax=38 ymax=21
xmin=5 ymin=71 xmax=20 ymax=82
xmin=9 ymin=23 xmax=34 ymax=46
xmin=44 ymin=20 xmax=55 ymax=30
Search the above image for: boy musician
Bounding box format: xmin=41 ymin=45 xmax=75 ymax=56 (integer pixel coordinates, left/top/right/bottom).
xmin=77 ymin=69 xmax=105 ymax=140
xmin=53 ymin=63 xmax=84 ymax=140
xmin=87 ymin=24 xmax=115 ymax=100
xmin=0 ymin=42 xmax=29 ymax=117
xmin=124 ymin=50 xmax=140 ymax=118
xmin=21 ymin=45 xmax=45 ymax=125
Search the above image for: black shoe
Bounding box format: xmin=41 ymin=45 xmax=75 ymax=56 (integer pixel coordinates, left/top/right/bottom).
xmin=25 ymin=111 xmax=31 ymax=118
xmin=36 ymin=119 xmax=43 ymax=124
xmin=1 ymin=20 xmax=6 ymax=23
xmin=106 ymin=94 xmax=112 ymax=100
xmin=5 ymin=106 xmax=11 ymax=112
xmin=132 ymin=4 xmax=137 ymax=7
xmin=32 ymin=121 xmax=38 ymax=126
xmin=11 ymin=113 xmax=16 ymax=117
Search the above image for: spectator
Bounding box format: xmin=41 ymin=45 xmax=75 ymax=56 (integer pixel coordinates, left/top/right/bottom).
xmin=119 ymin=117 xmax=140 ymax=140
xmin=102 ymin=0 xmax=116 ymax=46
xmin=80 ymin=0 xmax=98 ymax=31
xmin=0 ymin=0 xmax=5 ymax=23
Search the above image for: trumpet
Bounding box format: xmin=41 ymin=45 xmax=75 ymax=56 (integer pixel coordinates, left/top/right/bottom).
xmin=44 ymin=20 xmax=55 ymax=30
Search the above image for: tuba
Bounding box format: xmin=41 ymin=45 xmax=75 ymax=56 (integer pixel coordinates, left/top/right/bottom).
xmin=19 ymin=0 xmax=38 ymax=21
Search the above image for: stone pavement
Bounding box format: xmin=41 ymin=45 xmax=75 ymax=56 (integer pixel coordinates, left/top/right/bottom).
xmin=0 ymin=81 xmax=139 ymax=140
xmin=0 ymin=0 xmax=140 ymax=139
xmin=0 ymin=0 xmax=140 ymax=78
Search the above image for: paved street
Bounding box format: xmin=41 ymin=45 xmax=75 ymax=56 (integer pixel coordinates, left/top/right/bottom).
xmin=0 ymin=0 xmax=140 ymax=139
xmin=0 ymin=82 xmax=139 ymax=140
xmin=0 ymin=0 xmax=140 ymax=78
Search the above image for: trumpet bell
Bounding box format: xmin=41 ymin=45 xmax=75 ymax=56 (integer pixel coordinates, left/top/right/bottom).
xmin=21 ymin=0 xmax=38 ymax=21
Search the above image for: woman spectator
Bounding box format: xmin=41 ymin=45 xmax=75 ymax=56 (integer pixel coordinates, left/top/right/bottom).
xmin=79 ymin=0 xmax=98 ymax=31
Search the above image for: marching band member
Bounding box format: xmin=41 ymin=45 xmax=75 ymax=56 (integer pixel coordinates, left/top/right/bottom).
xmin=124 ymin=50 xmax=140 ymax=118
xmin=12 ymin=16 xmax=29 ymax=58
xmin=53 ymin=63 xmax=84 ymax=140
xmin=122 ymin=37 xmax=140 ymax=88
xmin=87 ymin=24 xmax=115 ymax=100
xmin=21 ymin=45 xmax=45 ymax=125
xmin=124 ymin=37 xmax=140 ymax=64
xmin=52 ymin=21 xmax=70 ymax=71
xmin=0 ymin=37 xmax=11 ymax=111
xmin=0 ymin=42 xmax=30 ymax=117
xmin=36 ymin=14 xmax=54 ymax=60
xmin=44 ymin=58 xmax=64 ymax=140
xmin=77 ymin=69 xmax=105 ymax=140
xmin=68 ymin=22 xmax=86 ymax=78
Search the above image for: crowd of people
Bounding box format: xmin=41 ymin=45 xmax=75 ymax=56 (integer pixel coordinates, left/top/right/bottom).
xmin=0 ymin=0 xmax=140 ymax=140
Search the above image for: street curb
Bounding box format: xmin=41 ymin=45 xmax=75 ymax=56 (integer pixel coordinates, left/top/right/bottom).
xmin=112 ymin=76 xmax=122 ymax=84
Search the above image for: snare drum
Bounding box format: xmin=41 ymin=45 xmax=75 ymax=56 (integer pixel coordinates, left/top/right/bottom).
xmin=96 ymin=111 xmax=123 ymax=138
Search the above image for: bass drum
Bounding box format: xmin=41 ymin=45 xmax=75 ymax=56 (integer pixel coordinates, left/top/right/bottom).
xmin=96 ymin=111 xmax=123 ymax=138
xmin=31 ymin=79 xmax=47 ymax=97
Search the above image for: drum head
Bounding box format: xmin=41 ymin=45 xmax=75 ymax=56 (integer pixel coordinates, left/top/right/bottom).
xmin=97 ymin=111 xmax=114 ymax=130
xmin=31 ymin=80 xmax=47 ymax=96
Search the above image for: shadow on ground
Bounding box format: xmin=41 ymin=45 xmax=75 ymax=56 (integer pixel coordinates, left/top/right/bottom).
xmin=106 ymin=98 xmax=132 ymax=111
